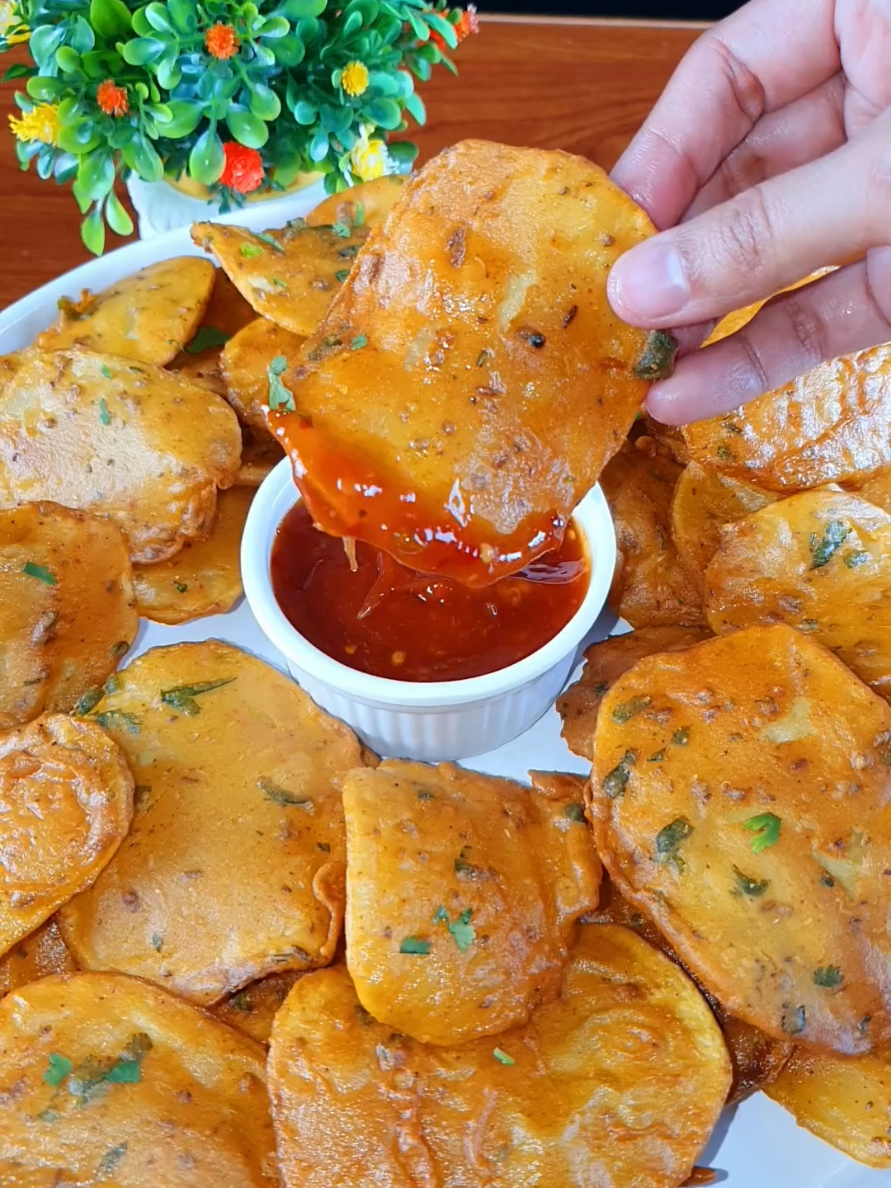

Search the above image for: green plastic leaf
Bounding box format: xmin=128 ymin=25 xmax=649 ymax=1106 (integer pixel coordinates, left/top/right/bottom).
xmin=405 ymin=9 xmax=428 ymax=40
xmin=404 ymin=92 xmax=425 ymax=124
xmin=408 ymin=56 xmax=431 ymax=82
xmin=158 ymin=99 xmax=202 ymax=138
xmin=274 ymin=34 xmax=305 ymax=66
xmin=156 ymin=56 xmax=181 ymax=90
xmin=309 ymin=127 xmax=329 ymax=162
xmin=122 ymin=135 xmax=163 ymax=182
xmin=248 ymin=82 xmax=281 ymax=122
xmin=55 ymin=47 xmax=83 ymax=75
xmin=227 ymin=108 xmax=268 ymax=149
xmin=81 ymin=207 xmax=106 ymax=256
xmin=57 ymin=122 xmax=103 ymax=156
xmin=29 ymin=25 xmax=65 ymax=68
xmin=144 ymin=2 xmax=176 ymax=33
xmin=259 ymin=15 xmax=289 ymax=37
xmin=105 ymin=191 xmax=134 ymax=236
xmin=77 ymin=152 xmax=114 ymax=203
xmin=364 ymin=96 xmax=401 ymax=130
xmin=425 ymin=10 xmax=457 ymax=48
xmin=167 ymin=0 xmax=197 ymax=35
xmin=26 ymin=76 xmax=66 ymax=102
xmin=342 ymin=9 xmax=362 ymax=34
xmin=69 ymin=17 xmax=96 ymax=53
xmin=388 ymin=139 xmax=418 ymax=164
xmin=281 ymin=0 xmax=326 ymax=16
xmin=89 ymin=0 xmax=132 ymax=39
xmin=189 ymin=125 xmax=225 ymax=185
xmin=121 ymin=37 xmax=165 ymax=66
xmin=81 ymin=49 xmax=124 ymax=79
xmin=3 ymin=64 xmax=35 ymax=82
xmin=292 ymin=98 xmax=316 ymax=125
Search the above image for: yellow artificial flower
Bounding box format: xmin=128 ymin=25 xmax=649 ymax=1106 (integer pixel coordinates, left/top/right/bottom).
xmin=9 ymin=103 xmax=60 ymax=146
xmin=350 ymin=124 xmax=388 ymax=182
xmin=341 ymin=60 xmax=370 ymax=97
xmin=0 ymin=0 xmax=29 ymax=43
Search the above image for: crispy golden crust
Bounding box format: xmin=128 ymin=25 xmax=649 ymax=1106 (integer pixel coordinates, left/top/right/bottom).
xmin=0 ymin=918 xmax=77 ymax=997
xmin=0 ymin=350 xmax=242 ymax=563
xmin=220 ymin=317 xmax=305 ymax=435
xmin=305 ymin=176 xmax=407 ymax=230
xmin=590 ymin=624 xmax=891 ymax=1054
xmin=342 ymin=760 xmax=601 ymax=1046
xmin=846 ymin=462 xmax=891 ymax=514
xmin=212 ymin=971 xmax=303 ymax=1044
xmin=36 ymin=258 xmax=216 ymax=366
xmin=235 ymin=429 xmax=284 ymax=487
xmin=269 ymin=927 xmax=731 ymax=1188
xmin=0 ymin=714 xmax=133 ymax=959
xmin=0 ymin=971 xmax=278 ymax=1187
xmin=0 ymin=502 xmax=137 ymax=728
xmin=59 ymin=641 xmax=362 ymax=1004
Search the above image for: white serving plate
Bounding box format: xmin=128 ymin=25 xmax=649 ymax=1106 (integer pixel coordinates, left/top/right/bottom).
xmin=0 ymin=200 xmax=884 ymax=1188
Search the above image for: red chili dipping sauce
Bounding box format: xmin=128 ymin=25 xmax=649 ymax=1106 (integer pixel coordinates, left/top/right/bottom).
xmin=270 ymin=503 xmax=589 ymax=682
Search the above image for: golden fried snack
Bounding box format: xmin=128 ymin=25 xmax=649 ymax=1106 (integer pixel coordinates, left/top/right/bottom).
xmin=270 ymin=926 xmax=730 ymax=1188
xmin=342 ymin=760 xmax=601 ymax=1046
xmin=591 ymin=624 xmax=891 ymax=1054
xmin=558 ymin=627 xmax=711 ymax=758
xmin=601 ymin=448 xmax=705 ymax=628
xmin=670 ymin=461 xmax=776 ymax=589
xmin=766 ymin=1044 xmax=891 ymax=1168
xmin=271 ymin=140 xmax=675 ymax=586
xmin=212 ymin=971 xmax=302 ymax=1044
xmin=133 ymin=486 xmax=253 ymax=625
xmin=171 ymin=349 xmax=228 ymax=397
xmin=589 ymin=872 xmax=792 ymax=1103
xmin=235 ymin=428 xmax=284 ymax=487
xmin=0 ymin=714 xmax=133 ymax=959
xmin=0 ymin=349 xmax=241 ymax=564
xmin=192 ymin=220 xmax=368 ymax=337
xmin=220 ymin=317 xmax=305 ymax=436
xmin=59 ymin=641 xmax=362 ymax=1004
xmin=305 ymin=175 xmax=407 ymax=230
xmin=702 ymin=268 xmax=836 ymax=348
xmin=0 ymin=502 xmax=137 ymax=728
xmin=639 ymin=414 xmax=690 ymax=463
xmin=0 ymin=971 xmax=278 ymax=1186
xmin=706 ymin=490 xmax=891 ymax=700
xmin=35 ymin=258 xmax=215 ymax=365
xmin=847 ymin=462 xmax=891 ymax=515
xmin=0 ymin=918 xmax=77 ymax=997
xmin=169 ymin=269 xmax=259 ymax=397
xmin=684 ymin=345 xmax=891 ymax=490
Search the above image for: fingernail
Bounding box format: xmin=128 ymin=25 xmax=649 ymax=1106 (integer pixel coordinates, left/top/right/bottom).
xmin=609 ymin=241 xmax=690 ymax=322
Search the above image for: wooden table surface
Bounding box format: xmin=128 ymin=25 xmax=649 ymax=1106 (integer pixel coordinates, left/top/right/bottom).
xmin=0 ymin=16 xmax=703 ymax=310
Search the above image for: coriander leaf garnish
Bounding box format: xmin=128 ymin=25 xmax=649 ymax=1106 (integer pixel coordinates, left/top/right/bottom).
xmin=810 ymin=520 xmax=851 ymax=569
xmin=781 ymin=1005 xmax=806 ymax=1036
xmin=272 ymin=277 xmax=289 ymax=290
xmin=251 ymin=230 xmax=284 ymax=253
xmin=160 ymin=678 xmax=235 ymax=716
xmin=743 ymin=812 xmax=781 ymax=854
xmin=229 ymin=990 xmax=252 ymax=1012
xmin=654 ymin=817 xmax=693 ymax=872
xmin=733 ymin=865 xmax=769 ymax=897
xmin=433 ymin=906 xmax=475 ymax=953
xmin=564 ymin=802 xmax=586 ymax=822
xmin=611 ymin=695 xmax=651 ymax=724
xmin=259 ymin=777 xmax=313 ymax=811
xmin=173 ymin=581 xmax=188 ymax=594
xmin=186 ymin=326 xmax=231 ymax=353
xmin=331 ymin=221 xmax=351 ymax=238
xmin=338 ymin=243 xmax=360 ymax=259
xmin=100 ymin=363 xmax=113 ymax=379
xmin=109 ymin=640 xmax=129 ymax=660
xmin=22 ymin=561 xmax=56 ymax=586
xmin=92 ymin=710 xmax=140 ymax=734
xmin=240 ymin=242 xmax=264 ymax=258
xmin=353 ymin=203 xmax=365 ymax=227
xmin=602 ymin=750 xmax=636 ymax=799
xmin=43 ymin=1053 xmax=73 ymax=1087
xmin=671 ymin=727 xmax=689 ymax=746
xmin=399 ymin=936 xmax=430 ymax=955
xmin=350 ymin=334 xmax=368 ymax=351
xmin=813 ymin=965 xmax=844 ymax=989
xmin=844 ymin=550 xmax=870 ymax=569
xmin=73 ymin=686 xmax=104 ymax=716
xmin=151 ymin=933 xmax=163 ymax=952
xmin=98 ymin=1143 xmax=127 ymax=1176
xmin=493 ymin=1047 xmax=514 ymax=1066
xmin=267 ymin=355 xmax=296 ymax=412
xmin=98 ymin=398 xmax=111 ymax=425
xmin=417 ymin=788 xmax=434 ymax=801
xmin=335 ymin=268 xmax=350 ymax=283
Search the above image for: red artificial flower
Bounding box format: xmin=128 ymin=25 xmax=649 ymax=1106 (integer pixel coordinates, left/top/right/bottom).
xmin=220 ymin=142 xmax=264 ymax=194
xmin=97 ymin=79 xmax=129 ymax=117
xmin=205 ymin=22 xmax=239 ymax=60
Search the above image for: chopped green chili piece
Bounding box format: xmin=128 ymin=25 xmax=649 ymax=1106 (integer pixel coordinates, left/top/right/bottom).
xmin=259 ymin=777 xmax=313 ymax=810
xmin=98 ymin=398 xmax=111 ymax=424
xmin=492 ymin=1048 xmax=514 ymax=1066
xmin=399 ymin=936 xmax=430 ymax=955
xmin=22 ymin=561 xmax=56 ymax=585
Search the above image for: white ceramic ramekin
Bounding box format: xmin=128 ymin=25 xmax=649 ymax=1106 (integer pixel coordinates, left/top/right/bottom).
xmin=242 ymin=459 xmax=615 ymax=761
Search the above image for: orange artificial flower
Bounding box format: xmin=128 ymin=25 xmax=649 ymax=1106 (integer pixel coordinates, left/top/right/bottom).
xmin=220 ymin=142 xmax=264 ymax=193
xmin=455 ymin=3 xmax=479 ymax=40
xmin=205 ymin=22 xmax=239 ymax=60
xmin=97 ymin=80 xmax=129 ymax=117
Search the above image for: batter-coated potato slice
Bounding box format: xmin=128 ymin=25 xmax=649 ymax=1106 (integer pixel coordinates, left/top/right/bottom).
xmin=0 ymin=714 xmax=133 ymax=959
xmin=766 ymin=1044 xmax=891 ymax=1168
xmin=192 ymin=219 xmax=369 ymax=337
xmin=133 ymin=486 xmax=253 ymax=625
xmin=684 ymin=344 xmax=891 ymax=490
xmin=270 ymin=926 xmax=731 ymax=1188
xmin=0 ymin=502 xmax=137 ymax=728
xmin=270 ymin=140 xmax=674 ymax=586
xmin=847 ymin=462 xmax=891 ymax=515
xmin=342 ymin=760 xmax=601 ymax=1046
xmin=702 ymin=269 xmax=836 ymax=348
xmin=236 ymin=429 xmax=284 ymax=486
xmin=59 ymin=640 xmax=362 ymax=1004
xmin=0 ymin=971 xmax=278 ymax=1186
xmin=558 ymin=627 xmax=711 ymax=758
xmin=670 ymin=461 xmax=777 ymax=589
xmin=589 ymin=872 xmax=793 ymax=1103
xmin=0 ymin=350 xmax=242 ymax=564
xmin=601 ymin=448 xmax=705 ymax=628
xmin=0 ymin=918 xmax=77 ymax=996
xmin=212 ymin=971 xmax=302 ymax=1044
xmin=590 ymin=624 xmax=891 ymax=1054
xmin=171 ymin=348 xmax=228 ymax=397
xmin=220 ymin=317 xmax=305 ymax=435
xmin=169 ymin=270 xmax=259 ymax=396
xmin=35 ymin=258 xmax=216 ymax=365
xmin=705 ymin=490 xmax=891 ymax=700
xmin=305 ymin=175 xmax=407 ymax=230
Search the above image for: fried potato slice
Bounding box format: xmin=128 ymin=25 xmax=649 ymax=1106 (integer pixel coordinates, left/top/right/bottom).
xmin=270 ymin=925 xmax=730 ymax=1188
xmin=35 ymin=258 xmax=216 ymax=365
xmin=270 ymin=140 xmax=674 ymax=586
xmin=0 ymin=350 xmax=242 ymax=563
xmin=0 ymin=918 xmax=77 ymax=996
xmin=846 ymin=462 xmax=891 ymax=515
xmin=212 ymin=971 xmax=302 ymax=1044
xmin=601 ymin=448 xmax=705 ymax=628
xmin=702 ymin=269 xmax=836 ymax=348
xmin=235 ymin=428 xmax=284 ymax=487
xmin=59 ymin=640 xmax=362 ymax=1004
xmin=220 ymin=317 xmax=305 ymax=435
xmin=684 ymin=345 xmax=891 ymax=490
xmin=192 ymin=220 xmax=368 ymax=337
xmin=0 ymin=502 xmax=137 ymax=728
xmin=705 ymin=490 xmax=891 ymax=700
xmin=670 ymin=461 xmax=777 ymax=589
xmin=558 ymin=627 xmax=711 ymax=758
xmin=305 ymin=175 xmax=407 ymax=229
xmin=169 ymin=270 xmax=259 ymax=397
xmin=133 ymin=486 xmax=253 ymax=625
xmin=590 ymin=624 xmax=891 ymax=1054
xmin=0 ymin=714 xmax=133 ymax=959
xmin=0 ymin=971 xmax=278 ymax=1186
xmin=171 ymin=348 xmax=228 ymax=397
xmin=766 ymin=1044 xmax=891 ymax=1168
xmin=342 ymin=760 xmax=601 ymax=1046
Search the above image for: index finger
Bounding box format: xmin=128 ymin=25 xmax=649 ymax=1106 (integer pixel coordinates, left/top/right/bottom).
xmin=612 ymin=0 xmax=840 ymax=229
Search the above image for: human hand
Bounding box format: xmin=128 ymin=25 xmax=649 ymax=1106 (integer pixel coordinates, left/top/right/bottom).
xmin=607 ymin=0 xmax=891 ymax=425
